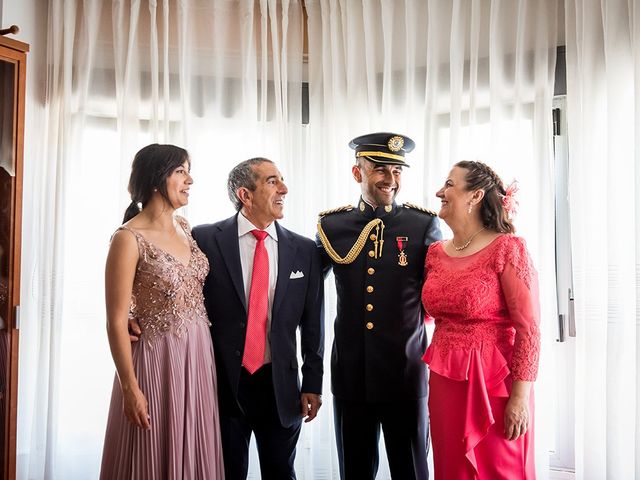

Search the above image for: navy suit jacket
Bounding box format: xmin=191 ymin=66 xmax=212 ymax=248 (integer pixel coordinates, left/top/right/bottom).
xmin=192 ymin=214 xmax=324 ymax=428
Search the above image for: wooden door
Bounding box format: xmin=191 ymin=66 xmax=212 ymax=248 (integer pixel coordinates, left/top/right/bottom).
xmin=0 ymin=34 xmax=28 ymax=480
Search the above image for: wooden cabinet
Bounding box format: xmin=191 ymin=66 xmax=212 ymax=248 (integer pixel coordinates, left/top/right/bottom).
xmin=0 ymin=33 xmax=28 ymax=480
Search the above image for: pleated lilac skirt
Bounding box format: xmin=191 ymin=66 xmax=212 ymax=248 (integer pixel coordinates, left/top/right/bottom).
xmin=100 ymin=322 xmax=224 ymax=479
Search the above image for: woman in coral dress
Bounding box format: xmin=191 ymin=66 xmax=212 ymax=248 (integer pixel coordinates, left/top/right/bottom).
xmin=100 ymin=144 xmax=224 ymax=479
xmin=422 ymin=161 xmax=540 ymax=480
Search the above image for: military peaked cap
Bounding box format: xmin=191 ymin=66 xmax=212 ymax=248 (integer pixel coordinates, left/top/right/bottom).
xmin=349 ymin=132 xmax=415 ymax=167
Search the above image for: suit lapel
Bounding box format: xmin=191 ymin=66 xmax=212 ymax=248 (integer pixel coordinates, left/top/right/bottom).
xmin=216 ymin=214 xmax=247 ymax=312
xmin=272 ymin=222 xmax=297 ymax=318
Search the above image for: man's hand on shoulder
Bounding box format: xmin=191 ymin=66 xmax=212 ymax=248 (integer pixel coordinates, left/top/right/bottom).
xmin=301 ymin=393 xmax=322 ymax=423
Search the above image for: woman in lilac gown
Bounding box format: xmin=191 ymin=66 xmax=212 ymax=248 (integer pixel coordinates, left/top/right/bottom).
xmin=100 ymin=144 xmax=224 ymax=479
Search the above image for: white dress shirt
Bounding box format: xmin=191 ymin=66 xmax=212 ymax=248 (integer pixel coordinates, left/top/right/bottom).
xmin=237 ymin=213 xmax=278 ymax=365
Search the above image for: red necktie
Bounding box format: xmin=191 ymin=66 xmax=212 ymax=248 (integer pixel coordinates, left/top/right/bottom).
xmin=243 ymin=229 xmax=269 ymax=374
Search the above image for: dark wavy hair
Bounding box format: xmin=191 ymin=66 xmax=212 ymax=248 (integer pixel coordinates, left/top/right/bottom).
xmin=455 ymin=160 xmax=515 ymax=234
xmin=122 ymin=144 xmax=190 ymax=223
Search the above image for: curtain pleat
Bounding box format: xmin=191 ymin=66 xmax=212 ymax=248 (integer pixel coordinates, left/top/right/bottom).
xmin=565 ymin=1 xmax=639 ymax=478
xmin=18 ymin=1 xmax=559 ymax=478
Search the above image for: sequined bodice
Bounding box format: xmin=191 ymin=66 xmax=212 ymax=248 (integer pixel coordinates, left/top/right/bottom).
xmin=119 ymin=217 xmax=211 ymax=345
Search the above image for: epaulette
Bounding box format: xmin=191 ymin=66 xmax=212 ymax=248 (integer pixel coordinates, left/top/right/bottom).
xmin=403 ymin=202 xmax=437 ymax=216
xmin=318 ymin=205 xmax=354 ymax=217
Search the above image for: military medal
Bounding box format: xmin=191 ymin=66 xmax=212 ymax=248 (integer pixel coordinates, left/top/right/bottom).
xmin=396 ymin=236 xmax=408 ymax=266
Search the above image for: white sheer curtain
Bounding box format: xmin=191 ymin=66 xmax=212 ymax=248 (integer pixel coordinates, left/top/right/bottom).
xmin=565 ymin=1 xmax=640 ymax=478
xmin=18 ymin=1 xmax=307 ymax=478
xmin=17 ymin=0 xmax=559 ymax=479
xmin=305 ymin=0 xmax=558 ymax=478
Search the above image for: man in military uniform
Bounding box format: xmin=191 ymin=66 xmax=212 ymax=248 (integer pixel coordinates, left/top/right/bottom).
xmin=317 ymin=133 xmax=441 ymax=480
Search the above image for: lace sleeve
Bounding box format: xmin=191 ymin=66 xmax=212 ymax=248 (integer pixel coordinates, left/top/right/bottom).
xmin=495 ymin=236 xmax=533 ymax=288
xmin=499 ymin=237 xmax=541 ymax=381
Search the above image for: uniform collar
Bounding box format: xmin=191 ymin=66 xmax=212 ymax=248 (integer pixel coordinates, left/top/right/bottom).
xmin=356 ymin=196 xmax=397 ymax=219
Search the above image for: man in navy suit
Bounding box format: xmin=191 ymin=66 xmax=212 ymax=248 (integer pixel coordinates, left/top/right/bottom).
xmin=192 ymin=157 xmax=324 ymax=480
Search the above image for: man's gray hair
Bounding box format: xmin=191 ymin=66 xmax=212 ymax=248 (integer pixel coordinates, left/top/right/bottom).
xmin=227 ymin=157 xmax=274 ymax=211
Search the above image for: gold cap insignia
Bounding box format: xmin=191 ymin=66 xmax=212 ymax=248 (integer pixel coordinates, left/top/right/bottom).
xmin=387 ymin=136 xmax=404 ymax=152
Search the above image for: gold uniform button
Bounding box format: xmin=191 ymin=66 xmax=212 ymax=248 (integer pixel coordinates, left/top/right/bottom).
xmin=366 ymin=322 xmax=374 ymax=330
xmin=368 ymin=268 xmax=375 ymax=275
xmin=370 ymin=234 xmax=377 ymax=241
xmin=368 ymin=250 xmax=375 ymax=257
xmin=366 ymin=286 xmax=374 ymax=293
xmin=366 ymin=304 xmax=374 ymax=312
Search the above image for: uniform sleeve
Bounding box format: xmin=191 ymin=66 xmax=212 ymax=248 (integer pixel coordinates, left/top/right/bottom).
xmin=498 ymin=237 xmax=541 ymax=381
xmin=300 ymin=243 xmax=325 ymax=394
xmin=315 ymin=230 xmax=333 ymax=277
xmin=423 ymin=216 xmax=443 ymax=248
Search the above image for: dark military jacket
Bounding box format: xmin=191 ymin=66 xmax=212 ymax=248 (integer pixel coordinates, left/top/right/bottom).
xmin=317 ymin=198 xmax=442 ymax=402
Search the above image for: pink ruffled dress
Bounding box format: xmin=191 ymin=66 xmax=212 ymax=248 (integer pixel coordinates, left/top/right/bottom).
xmin=421 ymin=234 xmax=540 ymax=480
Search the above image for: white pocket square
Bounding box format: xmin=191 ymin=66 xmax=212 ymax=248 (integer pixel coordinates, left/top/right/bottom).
xmin=289 ymin=270 xmax=304 ymax=279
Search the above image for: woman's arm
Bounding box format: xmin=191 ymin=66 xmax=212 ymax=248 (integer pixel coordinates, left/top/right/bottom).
xmin=499 ymin=237 xmax=541 ymax=440
xmin=105 ymin=229 xmax=150 ymax=429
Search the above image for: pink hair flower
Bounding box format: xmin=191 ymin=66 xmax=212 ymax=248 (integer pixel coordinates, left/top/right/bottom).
xmin=501 ymin=180 xmax=519 ymax=220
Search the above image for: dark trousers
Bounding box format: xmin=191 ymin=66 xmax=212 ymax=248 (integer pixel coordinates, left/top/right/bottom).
xmin=220 ymin=364 xmax=302 ymax=480
xmin=334 ymin=396 xmax=430 ymax=480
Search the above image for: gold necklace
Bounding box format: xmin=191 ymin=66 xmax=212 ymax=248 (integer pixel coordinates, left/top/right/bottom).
xmin=452 ymin=227 xmax=486 ymax=251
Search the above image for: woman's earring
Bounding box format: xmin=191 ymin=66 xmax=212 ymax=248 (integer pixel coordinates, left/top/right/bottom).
xmin=153 ymin=188 xmax=158 ymax=192
xmin=467 ymin=203 xmax=473 ymax=214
